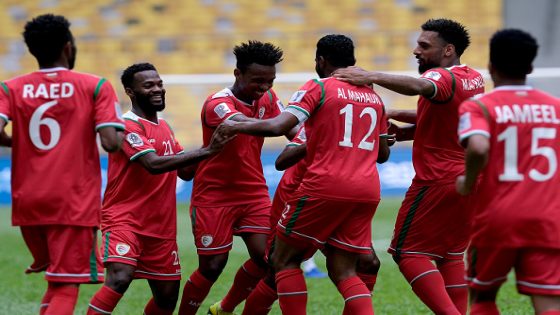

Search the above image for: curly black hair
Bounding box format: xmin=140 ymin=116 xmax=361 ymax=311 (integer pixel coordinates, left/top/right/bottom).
xmin=316 ymin=34 xmax=356 ymax=68
xmin=121 ymin=63 xmax=157 ymax=88
xmin=490 ymin=29 xmax=538 ymax=79
xmin=422 ymin=18 xmax=471 ymax=57
xmin=23 ymin=14 xmax=74 ymax=66
xmin=233 ymin=40 xmax=283 ymax=72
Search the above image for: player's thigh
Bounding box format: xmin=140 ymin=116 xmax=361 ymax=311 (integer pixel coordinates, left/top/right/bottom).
xmin=190 ymin=204 xmax=237 ymax=254
xmin=136 ymin=236 xmax=181 ymax=281
xmin=147 ymin=279 xmax=180 ymax=306
xmin=329 ymin=201 xmax=378 ymax=255
xmin=466 ymin=246 xmax=515 ymax=292
xmin=516 ymin=247 xmax=560 ymax=296
xmin=325 ymin=244 xmax=361 ymax=283
xmin=20 ymin=226 xmax=49 ymax=269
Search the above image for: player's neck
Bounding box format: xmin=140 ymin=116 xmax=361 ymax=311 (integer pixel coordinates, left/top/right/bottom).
xmin=440 ymin=57 xmax=461 ymax=69
xmin=38 ymin=59 xmax=69 ymax=70
xmin=494 ymin=79 xmax=527 ymax=87
xmin=230 ymin=85 xmax=254 ymax=105
xmin=131 ymin=107 xmax=158 ymax=124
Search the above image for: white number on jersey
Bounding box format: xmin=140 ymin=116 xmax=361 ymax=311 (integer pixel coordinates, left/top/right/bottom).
xmin=29 ymin=100 xmax=61 ymax=150
xmin=163 ymin=140 xmax=174 ymax=156
xmin=338 ymin=104 xmax=378 ymax=151
xmin=498 ymin=126 xmax=557 ymax=182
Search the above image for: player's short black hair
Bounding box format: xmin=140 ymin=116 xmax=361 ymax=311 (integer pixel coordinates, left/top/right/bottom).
xmin=316 ymin=34 xmax=356 ymax=68
xmin=121 ymin=63 xmax=158 ymax=88
xmin=421 ymin=18 xmax=470 ymax=57
xmin=233 ymin=40 xmax=283 ymax=72
xmin=490 ymin=29 xmax=538 ymax=79
xmin=23 ymin=14 xmax=74 ymax=65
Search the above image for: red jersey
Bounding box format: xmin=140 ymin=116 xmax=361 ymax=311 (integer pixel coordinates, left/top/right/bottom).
xmin=0 ymin=68 xmax=124 ymax=227
xmin=285 ymin=77 xmax=388 ymax=202
xmin=192 ymin=88 xmax=283 ymax=207
xmin=275 ymin=126 xmax=307 ymax=202
xmin=414 ymin=65 xmax=484 ymax=184
xmin=101 ymin=111 xmax=184 ymax=239
xmin=459 ymin=86 xmax=560 ymax=248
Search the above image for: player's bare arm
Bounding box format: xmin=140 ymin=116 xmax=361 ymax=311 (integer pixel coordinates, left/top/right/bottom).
xmin=230 ymin=112 xmax=299 ymax=140
xmin=0 ymin=120 xmax=11 ymax=147
xmin=333 ymin=66 xmax=435 ymax=97
xmin=456 ymin=134 xmax=489 ymax=195
xmin=275 ymin=143 xmax=306 ymax=171
xmin=136 ymin=124 xmax=234 ymax=175
xmin=178 ymin=163 xmax=198 ymax=181
xmin=389 ymin=122 xmax=416 ymax=142
xmin=98 ymin=127 xmax=124 ymax=152
xmin=387 ymin=108 xmax=417 ymax=124
xmin=223 ymin=111 xmax=299 ymax=137
xmin=378 ymin=138 xmax=391 ymax=163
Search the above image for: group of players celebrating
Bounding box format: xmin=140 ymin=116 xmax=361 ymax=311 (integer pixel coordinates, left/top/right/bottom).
xmin=1 ymin=12 xmax=558 ymax=315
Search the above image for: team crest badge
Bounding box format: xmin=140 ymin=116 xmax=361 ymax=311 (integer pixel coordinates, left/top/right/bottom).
xmin=116 ymin=243 xmax=130 ymax=256
xmin=126 ymin=133 xmax=143 ymax=147
xmin=258 ymin=107 xmax=266 ymax=119
xmin=201 ymin=235 xmax=213 ymax=247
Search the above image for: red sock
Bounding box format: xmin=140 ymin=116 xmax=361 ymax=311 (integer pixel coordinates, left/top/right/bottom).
xmin=44 ymin=284 xmax=79 ymax=315
xmin=276 ymin=269 xmax=307 ymax=315
xmin=357 ymin=272 xmax=378 ymax=293
xmin=178 ymin=269 xmax=214 ymax=315
xmin=438 ymin=260 xmax=468 ymax=315
xmin=470 ymin=301 xmax=499 ymax=315
xmin=540 ymin=311 xmax=560 ymax=315
xmin=40 ymin=283 xmax=56 ymax=315
xmin=87 ymin=285 xmax=123 ymax=315
xmin=399 ymin=257 xmax=460 ymax=315
xmin=221 ymin=259 xmax=267 ymax=312
xmin=338 ymin=276 xmax=373 ymax=315
xmin=144 ymin=298 xmax=173 ymax=315
xmin=242 ymin=279 xmax=278 ymax=315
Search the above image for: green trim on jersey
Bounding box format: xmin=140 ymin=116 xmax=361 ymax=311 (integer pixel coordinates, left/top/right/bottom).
xmin=130 ymin=149 xmax=156 ymax=161
xmin=0 ymin=114 xmax=9 ymax=123
xmin=394 ymin=186 xmax=429 ymax=259
xmin=312 ymin=79 xmax=326 ymax=109
xmin=95 ymin=122 xmax=125 ymax=131
xmin=124 ymin=117 xmax=146 ymax=132
xmin=473 ymin=100 xmax=491 ymax=124
xmin=93 ymin=78 xmax=107 ymax=101
xmin=89 ymin=230 xmax=99 ymax=282
xmin=285 ymin=196 xmax=309 ymax=235
xmin=0 ymin=82 xmax=9 ymax=95
xmin=287 ymin=105 xmax=310 ymax=118
xmin=286 ymin=143 xmax=302 ymax=147
xmin=430 ymin=68 xmax=456 ymax=104
xmin=267 ymin=90 xmax=273 ymax=103
xmin=103 ymin=232 xmax=111 ymax=263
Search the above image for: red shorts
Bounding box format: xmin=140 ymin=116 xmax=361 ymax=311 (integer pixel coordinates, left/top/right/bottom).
xmin=389 ymin=182 xmax=474 ymax=261
xmin=467 ymin=246 xmax=560 ymax=296
xmin=277 ymin=196 xmax=378 ymax=254
xmin=101 ymin=230 xmax=181 ymax=281
xmin=21 ymin=225 xmax=103 ymax=284
xmin=190 ymin=202 xmax=271 ymax=255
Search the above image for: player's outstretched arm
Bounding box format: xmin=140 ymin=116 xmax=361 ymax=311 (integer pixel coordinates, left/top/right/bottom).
xmin=389 ymin=123 xmax=416 ymax=142
xmin=223 ymin=112 xmax=299 ymax=137
xmin=275 ymin=143 xmax=307 ymax=171
xmin=0 ymin=120 xmax=11 ymax=147
xmin=333 ymin=66 xmax=434 ymax=97
xmin=98 ymin=127 xmax=124 ymax=153
xmin=456 ymin=134 xmax=489 ymax=195
xmin=387 ymin=109 xmax=417 ymax=124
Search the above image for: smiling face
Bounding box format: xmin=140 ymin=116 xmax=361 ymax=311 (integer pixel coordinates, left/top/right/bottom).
xmin=234 ymin=63 xmax=276 ymax=101
xmin=128 ymin=70 xmax=165 ymax=113
xmin=413 ymin=31 xmax=448 ymax=74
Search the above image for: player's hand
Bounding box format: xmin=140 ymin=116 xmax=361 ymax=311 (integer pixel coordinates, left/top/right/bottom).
xmin=208 ymin=124 xmax=236 ymax=153
xmin=456 ymin=175 xmax=471 ymax=195
xmin=388 ymin=121 xmax=405 ymax=142
xmin=333 ymin=66 xmax=374 ymax=86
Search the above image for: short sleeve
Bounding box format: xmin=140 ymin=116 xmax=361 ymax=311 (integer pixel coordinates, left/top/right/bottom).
xmin=0 ymin=82 xmax=11 ymax=123
xmin=287 ymin=126 xmax=306 ymax=146
xmin=204 ymin=99 xmax=241 ymax=127
xmin=93 ymin=78 xmax=125 ymax=131
xmin=458 ymin=99 xmax=491 ymax=143
xmin=420 ymin=68 xmax=455 ymax=103
xmin=285 ymin=79 xmax=324 ymax=123
xmin=122 ymin=121 xmax=156 ymax=161
xmin=380 ymin=106 xmax=388 ymax=136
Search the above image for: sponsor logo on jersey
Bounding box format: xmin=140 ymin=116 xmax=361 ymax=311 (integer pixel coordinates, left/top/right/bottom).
xmin=458 ymin=112 xmax=471 ymax=132
xmin=214 ymin=103 xmax=231 ymax=119
xmin=148 ymin=138 xmax=156 ymax=143
xmin=201 ymin=235 xmax=213 ymax=247
xmin=116 ymin=243 xmax=130 ymax=256
xmin=258 ymin=107 xmax=266 ymax=119
xmin=423 ymin=71 xmax=442 ymax=81
xmin=290 ymin=90 xmax=307 ymax=103
xmin=126 ymin=133 xmax=144 ymax=147
xmin=277 ymin=100 xmax=285 ymax=112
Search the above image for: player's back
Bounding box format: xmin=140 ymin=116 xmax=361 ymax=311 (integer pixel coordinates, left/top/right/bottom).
xmin=297 ymin=77 xmax=386 ymax=203
xmin=0 ymin=68 xmax=123 ymax=226
xmin=466 ymin=86 xmax=560 ymax=247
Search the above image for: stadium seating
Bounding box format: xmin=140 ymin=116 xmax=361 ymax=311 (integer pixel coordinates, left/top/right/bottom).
xmin=0 ymin=0 xmax=502 ymax=148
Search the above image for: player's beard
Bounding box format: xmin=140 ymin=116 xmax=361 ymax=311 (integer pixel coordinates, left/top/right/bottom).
xmin=418 ymin=61 xmax=438 ymax=74
xmin=136 ymin=93 xmax=165 ymax=113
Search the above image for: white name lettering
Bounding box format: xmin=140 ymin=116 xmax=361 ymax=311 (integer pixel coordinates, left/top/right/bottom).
xmin=461 ymin=75 xmax=484 ymax=91
xmin=337 ymin=88 xmax=381 ymax=104
xmin=22 ymin=83 xmax=74 ymax=99
xmin=494 ymin=104 xmax=560 ymax=124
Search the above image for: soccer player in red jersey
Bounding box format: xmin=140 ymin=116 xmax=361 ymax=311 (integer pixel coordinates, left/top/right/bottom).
xmin=86 ymin=63 xmax=232 ymax=315
xmin=0 ymin=14 xmax=123 ymax=315
xmin=222 ymin=34 xmax=390 ymax=315
xmin=178 ymin=41 xmax=285 ymax=315
xmin=334 ymin=19 xmax=484 ymax=314
xmin=457 ymin=29 xmax=560 ymax=315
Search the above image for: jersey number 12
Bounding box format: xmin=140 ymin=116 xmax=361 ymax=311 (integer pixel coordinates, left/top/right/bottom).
xmin=339 ymin=104 xmax=377 ymax=151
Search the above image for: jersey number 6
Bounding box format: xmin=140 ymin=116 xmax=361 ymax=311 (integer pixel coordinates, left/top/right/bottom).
xmin=29 ymin=100 xmax=61 ymax=150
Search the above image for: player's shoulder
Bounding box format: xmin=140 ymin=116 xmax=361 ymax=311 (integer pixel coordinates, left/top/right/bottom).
xmin=122 ymin=111 xmax=146 ymax=129
xmin=208 ymin=88 xmax=235 ymax=101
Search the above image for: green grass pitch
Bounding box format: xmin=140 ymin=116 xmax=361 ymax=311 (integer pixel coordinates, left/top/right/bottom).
xmin=0 ymin=198 xmax=533 ymax=314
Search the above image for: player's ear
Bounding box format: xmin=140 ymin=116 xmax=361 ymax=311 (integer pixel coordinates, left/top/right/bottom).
xmin=62 ymin=41 xmax=73 ymax=60
xmin=124 ymin=87 xmax=135 ymax=98
xmin=234 ymin=68 xmax=241 ymax=79
xmin=444 ymin=44 xmax=454 ymax=57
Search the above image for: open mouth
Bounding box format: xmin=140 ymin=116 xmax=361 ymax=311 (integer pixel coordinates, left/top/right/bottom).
xmin=151 ymin=95 xmax=163 ymax=102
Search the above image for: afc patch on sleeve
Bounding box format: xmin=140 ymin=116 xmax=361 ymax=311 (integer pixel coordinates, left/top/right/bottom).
xmin=126 ymin=132 xmax=144 ymax=147
xmin=423 ymin=71 xmax=442 ymax=81
xmin=290 ymin=90 xmax=307 ymax=103
xmin=458 ymin=112 xmax=472 ymax=133
xmin=277 ymin=100 xmax=285 ymax=112
xmin=214 ymin=102 xmax=232 ymax=119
